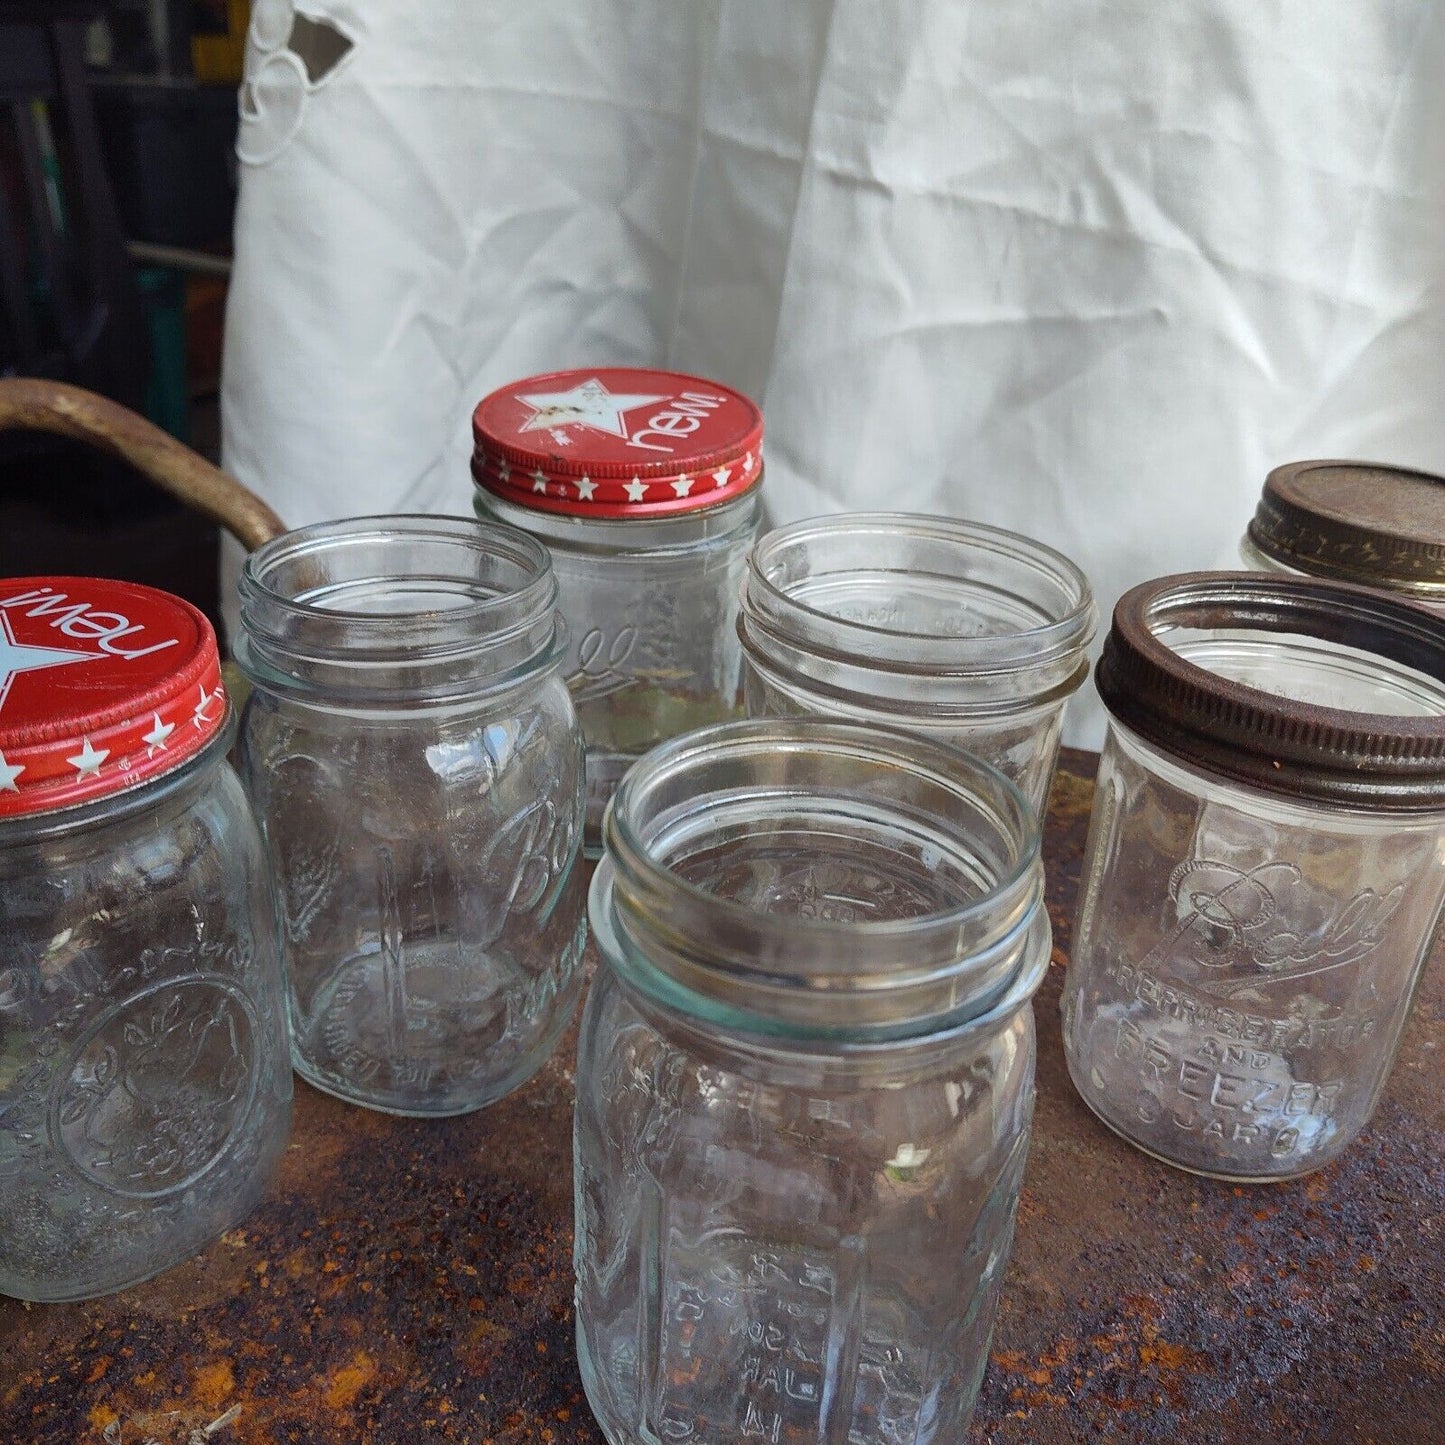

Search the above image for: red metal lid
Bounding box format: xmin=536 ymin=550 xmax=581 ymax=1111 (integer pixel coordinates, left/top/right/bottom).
xmin=471 ymin=367 xmax=764 ymax=518
xmin=0 ymin=577 xmax=226 ymax=818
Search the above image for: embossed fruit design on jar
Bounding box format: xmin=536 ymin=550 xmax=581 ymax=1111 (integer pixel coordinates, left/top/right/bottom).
xmin=1062 ymin=572 xmax=1445 ymax=1180
xmin=235 ymin=517 xmax=587 ymax=1116
xmin=575 ymin=720 xmax=1050 ymax=1444
xmin=471 ymin=367 xmax=764 ymax=847
xmin=0 ymin=577 xmax=292 ymax=1302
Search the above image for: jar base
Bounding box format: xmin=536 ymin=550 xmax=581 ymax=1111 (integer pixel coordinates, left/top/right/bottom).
xmin=1063 ymin=1048 xmax=1346 ymax=1185
xmin=290 ymin=992 xmax=579 ymax=1118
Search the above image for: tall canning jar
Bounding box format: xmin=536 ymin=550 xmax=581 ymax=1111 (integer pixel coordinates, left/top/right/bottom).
xmin=1242 ymin=459 xmax=1445 ymax=613
xmin=1062 ymin=572 xmax=1445 ymax=1181
xmin=575 ymin=719 xmax=1050 ymax=1445
xmin=235 ymin=517 xmax=586 ymax=1116
xmin=471 ymin=368 xmax=764 ymax=845
xmin=738 ymin=513 xmax=1096 ymax=815
xmin=0 ymin=577 xmax=291 ymax=1302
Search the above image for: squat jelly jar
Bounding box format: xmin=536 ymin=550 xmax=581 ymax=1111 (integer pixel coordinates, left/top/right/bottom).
xmin=739 ymin=513 xmax=1096 ymax=814
xmin=0 ymin=577 xmax=291 ymax=1302
xmin=1062 ymin=572 xmax=1445 ymax=1181
xmin=472 ymin=367 xmax=764 ymax=845
xmin=575 ymin=719 xmax=1050 ymax=1445
xmin=235 ymin=516 xmax=587 ymax=1116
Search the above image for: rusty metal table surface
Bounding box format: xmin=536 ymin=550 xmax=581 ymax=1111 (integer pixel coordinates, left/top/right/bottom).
xmin=3 ymin=747 xmax=1443 ymax=1445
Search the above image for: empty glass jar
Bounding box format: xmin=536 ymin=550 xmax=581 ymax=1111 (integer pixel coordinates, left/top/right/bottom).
xmin=235 ymin=517 xmax=587 ymax=1116
xmin=472 ymin=368 xmax=764 ymax=845
xmin=739 ymin=513 xmax=1096 ymax=813
xmin=1062 ymin=572 xmax=1445 ymax=1180
xmin=575 ymin=719 xmax=1050 ymax=1445
xmin=1242 ymin=459 xmax=1445 ymax=612
xmin=0 ymin=577 xmax=291 ymax=1301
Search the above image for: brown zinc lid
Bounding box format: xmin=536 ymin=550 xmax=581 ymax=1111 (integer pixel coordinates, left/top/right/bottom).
xmin=1247 ymin=459 xmax=1445 ymax=601
xmin=1096 ymin=572 xmax=1445 ymax=810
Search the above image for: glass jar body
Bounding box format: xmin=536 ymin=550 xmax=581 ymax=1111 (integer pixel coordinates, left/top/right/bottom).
xmin=574 ymin=964 xmax=1037 ymax=1445
xmin=475 ymin=489 xmax=761 ymax=842
xmin=0 ymin=744 xmax=292 ymax=1302
xmin=739 ymin=516 xmax=1095 ymax=816
xmin=743 ymin=660 xmax=1070 ymax=818
xmin=239 ymin=677 xmax=586 ymax=1116
xmin=1062 ymin=722 xmax=1445 ymax=1180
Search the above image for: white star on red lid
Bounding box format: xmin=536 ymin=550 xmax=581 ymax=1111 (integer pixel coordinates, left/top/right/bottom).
xmin=532 ymin=470 xmax=549 ymax=494
xmin=516 ymin=377 xmax=668 ymax=440
xmin=0 ymin=748 xmax=23 ymax=792
xmin=624 ymin=477 xmax=649 ymax=503
xmin=67 ymin=736 xmax=108 ymax=778
xmin=711 ymin=466 xmax=732 ymax=488
xmin=574 ymin=476 xmax=596 ymax=501
xmin=143 ymin=712 xmax=175 ymax=755
xmin=671 ymin=475 xmax=693 ymax=498
xmin=192 ymin=685 xmax=217 ymax=729
xmin=0 ymin=612 xmax=100 ymax=715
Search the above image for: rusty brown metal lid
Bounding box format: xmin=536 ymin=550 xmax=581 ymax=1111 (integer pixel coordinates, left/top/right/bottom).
xmin=1248 ymin=459 xmax=1445 ymax=598
xmin=1096 ymin=572 xmax=1445 ymax=809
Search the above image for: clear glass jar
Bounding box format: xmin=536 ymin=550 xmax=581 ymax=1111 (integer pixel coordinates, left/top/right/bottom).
xmin=739 ymin=514 xmax=1097 ymax=814
xmin=0 ymin=578 xmax=291 ymax=1302
xmin=235 ymin=516 xmax=587 ymax=1116
xmin=472 ymin=368 xmax=764 ymax=845
xmin=1241 ymin=459 xmax=1445 ymax=613
xmin=575 ymin=719 xmax=1050 ymax=1444
xmin=1062 ymin=572 xmax=1445 ymax=1181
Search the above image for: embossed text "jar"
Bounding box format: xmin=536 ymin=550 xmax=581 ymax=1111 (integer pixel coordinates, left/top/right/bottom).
xmin=236 ymin=517 xmax=586 ymax=1116
xmin=472 ymin=368 xmax=763 ymax=845
xmin=739 ymin=513 xmax=1096 ymax=814
xmin=1243 ymin=459 xmax=1445 ymax=612
xmin=0 ymin=577 xmax=291 ymax=1302
xmin=1062 ymin=573 xmax=1445 ymax=1181
xmin=575 ymin=719 xmax=1049 ymax=1444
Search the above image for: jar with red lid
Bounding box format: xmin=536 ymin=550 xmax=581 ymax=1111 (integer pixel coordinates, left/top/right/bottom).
xmin=0 ymin=577 xmax=292 ymax=1302
xmin=472 ymin=368 xmax=764 ymax=843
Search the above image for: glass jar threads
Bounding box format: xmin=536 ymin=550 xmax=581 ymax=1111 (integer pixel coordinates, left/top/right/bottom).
xmin=738 ymin=513 xmax=1097 ymax=814
xmin=1061 ymin=572 xmax=1445 ymax=1181
xmin=575 ymin=719 xmax=1050 ymax=1445
xmin=235 ymin=517 xmax=586 ymax=1116
xmin=0 ymin=578 xmax=291 ymax=1302
xmin=1243 ymin=459 xmax=1445 ymax=612
xmin=471 ymin=368 xmax=764 ymax=844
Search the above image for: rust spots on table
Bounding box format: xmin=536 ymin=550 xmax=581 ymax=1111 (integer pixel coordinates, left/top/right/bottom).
xmin=3 ymin=748 xmax=1443 ymax=1444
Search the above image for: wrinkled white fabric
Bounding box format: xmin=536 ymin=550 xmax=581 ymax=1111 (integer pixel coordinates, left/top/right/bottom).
xmin=221 ymin=0 xmax=1445 ymax=746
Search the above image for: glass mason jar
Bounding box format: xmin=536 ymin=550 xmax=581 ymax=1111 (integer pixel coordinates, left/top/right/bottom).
xmin=1242 ymin=459 xmax=1445 ymax=613
xmin=235 ymin=516 xmax=587 ymax=1116
xmin=0 ymin=577 xmax=291 ymax=1302
xmin=472 ymin=368 xmax=764 ymax=846
xmin=575 ymin=719 xmax=1050 ymax=1444
xmin=739 ymin=514 xmax=1097 ymax=815
xmin=1061 ymin=571 xmax=1445 ymax=1181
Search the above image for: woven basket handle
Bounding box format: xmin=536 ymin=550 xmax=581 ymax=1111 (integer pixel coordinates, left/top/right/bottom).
xmin=0 ymin=378 xmax=286 ymax=551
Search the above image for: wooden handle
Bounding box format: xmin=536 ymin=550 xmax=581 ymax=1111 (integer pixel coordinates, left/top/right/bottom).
xmin=0 ymin=377 xmax=286 ymax=551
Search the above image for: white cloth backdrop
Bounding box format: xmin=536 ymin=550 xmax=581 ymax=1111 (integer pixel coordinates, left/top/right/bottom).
xmin=221 ymin=0 xmax=1445 ymax=747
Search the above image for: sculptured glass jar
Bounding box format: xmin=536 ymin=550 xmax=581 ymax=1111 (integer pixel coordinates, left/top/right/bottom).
xmin=739 ymin=513 xmax=1096 ymax=814
xmin=0 ymin=577 xmax=291 ymax=1302
xmin=235 ymin=517 xmax=586 ymax=1116
xmin=472 ymin=367 xmax=764 ymax=845
xmin=575 ymin=719 xmax=1050 ymax=1445
xmin=1242 ymin=459 xmax=1445 ymax=613
xmin=1062 ymin=572 xmax=1445 ymax=1181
